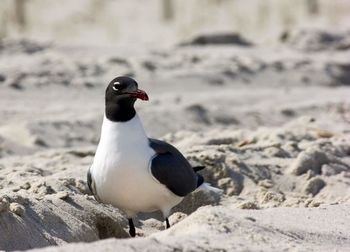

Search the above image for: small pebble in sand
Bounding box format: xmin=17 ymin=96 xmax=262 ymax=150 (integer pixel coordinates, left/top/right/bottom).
xmin=9 ymin=202 xmax=25 ymax=216
xmin=289 ymin=147 xmax=328 ymax=176
xmin=0 ymin=197 xmax=10 ymax=212
xmin=304 ymin=199 xmax=322 ymax=208
xmin=304 ymin=177 xmax=326 ymax=196
xmin=264 ymin=147 xmax=288 ymax=158
xmin=74 ymin=179 xmax=87 ymax=193
xmin=20 ymin=182 xmax=31 ymax=190
xmin=315 ymin=129 xmax=334 ymax=139
xmin=260 ymin=191 xmax=285 ymax=205
xmin=218 ymin=177 xmax=243 ymax=196
xmin=238 ymin=201 xmax=259 ymax=209
xmin=237 ymin=139 xmax=255 ymax=147
xmin=169 ymin=212 xmax=187 ymax=225
xmin=56 ymin=191 xmax=69 ymax=199
xmin=244 ymin=216 xmax=256 ymax=222
xmin=258 ymin=179 xmax=274 ymax=189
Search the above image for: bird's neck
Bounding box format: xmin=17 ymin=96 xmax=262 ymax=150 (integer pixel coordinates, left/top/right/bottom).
xmin=99 ymin=113 xmax=149 ymax=147
xmin=105 ymin=102 xmax=136 ymax=122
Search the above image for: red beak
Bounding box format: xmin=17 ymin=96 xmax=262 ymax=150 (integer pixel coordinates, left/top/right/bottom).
xmin=128 ymin=89 xmax=149 ymax=101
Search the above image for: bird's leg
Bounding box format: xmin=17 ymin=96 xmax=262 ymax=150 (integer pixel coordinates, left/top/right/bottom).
xmin=128 ymin=218 xmax=136 ymax=237
xmin=165 ymin=218 xmax=170 ymax=229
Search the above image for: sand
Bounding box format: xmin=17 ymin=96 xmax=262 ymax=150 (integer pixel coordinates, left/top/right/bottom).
xmin=0 ymin=29 xmax=350 ymax=251
xmin=28 ymin=204 xmax=350 ymax=252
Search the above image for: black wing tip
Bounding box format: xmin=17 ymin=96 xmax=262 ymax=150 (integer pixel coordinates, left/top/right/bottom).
xmin=196 ymin=173 xmax=204 ymax=188
xmin=193 ymin=166 xmax=205 ymax=172
xmin=194 ymin=166 xmax=205 ymax=188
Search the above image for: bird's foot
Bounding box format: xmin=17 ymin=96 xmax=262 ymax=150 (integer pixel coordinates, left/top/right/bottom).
xmin=165 ymin=218 xmax=170 ymax=229
xmin=128 ymin=218 xmax=136 ymax=237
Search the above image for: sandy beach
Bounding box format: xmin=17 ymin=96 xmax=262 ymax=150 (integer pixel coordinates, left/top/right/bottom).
xmin=0 ymin=1 xmax=350 ymax=251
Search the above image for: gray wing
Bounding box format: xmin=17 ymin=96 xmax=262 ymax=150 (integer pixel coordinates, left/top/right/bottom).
xmin=149 ymin=138 xmax=198 ymax=197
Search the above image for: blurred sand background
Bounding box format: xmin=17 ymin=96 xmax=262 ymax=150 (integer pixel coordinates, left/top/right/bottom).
xmin=0 ymin=0 xmax=350 ymax=251
xmin=1 ymin=0 xmax=350 ymax=46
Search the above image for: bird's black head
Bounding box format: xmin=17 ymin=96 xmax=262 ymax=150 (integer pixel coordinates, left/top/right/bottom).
xmin=105 ymin=76 xmax=149 ymax=122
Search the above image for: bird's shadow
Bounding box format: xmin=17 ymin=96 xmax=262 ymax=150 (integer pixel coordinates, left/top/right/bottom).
xmin=137 ymin=210 xmax=164 ymax=223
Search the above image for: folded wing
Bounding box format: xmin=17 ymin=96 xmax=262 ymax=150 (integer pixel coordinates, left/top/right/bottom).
xmin=149 ymin=138 xmax=199 ymax=197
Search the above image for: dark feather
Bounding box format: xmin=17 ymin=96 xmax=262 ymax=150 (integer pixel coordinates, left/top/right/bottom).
xmin=196 ymin=173 xmax=204 ymax=187
xmin=149 ymin=138 xmax=198 ymax=197
xmin=193 ymin=166 xmax=205 ymax=172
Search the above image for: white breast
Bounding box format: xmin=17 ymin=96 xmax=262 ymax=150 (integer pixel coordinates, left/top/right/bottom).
xmin=91 ymin=114 xmax=182 ymax=217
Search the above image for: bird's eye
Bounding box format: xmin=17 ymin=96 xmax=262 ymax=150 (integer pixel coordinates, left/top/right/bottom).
xmin=113 ymin=81 xmax=121 ymax=91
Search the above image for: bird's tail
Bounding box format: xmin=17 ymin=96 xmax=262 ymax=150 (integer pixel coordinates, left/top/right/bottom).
xmin=193 ymin=166 xmax=223 ymax=194
xmin=197 ymin=182 xmax=224 ymax=194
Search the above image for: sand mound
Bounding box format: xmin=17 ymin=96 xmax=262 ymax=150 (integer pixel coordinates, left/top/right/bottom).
xmin=0 ymin=39 xmax=50 ymax=55
xmin=165 ymin=118 xmax=350 ymax=208
xmin=180 ymin=32 xmax=253 ymax=46
xmin=285 ymin=29 xmax=350 ymax=51
xmin=28 ymin=204 xmax=350 ymax=252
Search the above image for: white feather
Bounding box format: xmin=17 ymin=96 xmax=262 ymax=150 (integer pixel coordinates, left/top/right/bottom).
xmin=197 ymin=182 xmax=224 ymax=194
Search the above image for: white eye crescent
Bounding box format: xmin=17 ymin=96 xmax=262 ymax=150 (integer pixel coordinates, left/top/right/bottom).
xmin=113 ymin=81 xmax=120 ymax=91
